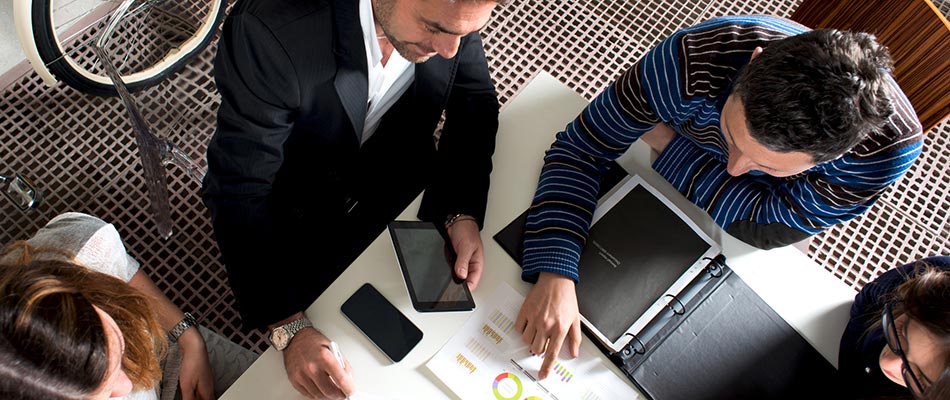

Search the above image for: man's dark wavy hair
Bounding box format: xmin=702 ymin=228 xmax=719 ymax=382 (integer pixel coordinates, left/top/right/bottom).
xmin=732 ymin=29 xmax=895 ymax=163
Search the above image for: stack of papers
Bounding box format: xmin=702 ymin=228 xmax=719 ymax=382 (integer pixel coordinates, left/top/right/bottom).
xmin=426 ymin=283 xmax=639 ymax=399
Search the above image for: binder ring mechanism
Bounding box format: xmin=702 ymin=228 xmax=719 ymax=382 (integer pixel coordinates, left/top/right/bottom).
xmin=621 ymin=333 xmax=646 ymax=358
xmin=663 ymin=294 xmax=686 ymax=315
xmin=702 ymin=256 xmax=725 ymax=278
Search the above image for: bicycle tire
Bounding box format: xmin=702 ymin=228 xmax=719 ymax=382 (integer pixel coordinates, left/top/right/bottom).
xmin=30 ymin=0 xmax=226 ymax=97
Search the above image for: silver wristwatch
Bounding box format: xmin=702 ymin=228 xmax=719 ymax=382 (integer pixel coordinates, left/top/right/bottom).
xmin=167 ymin=312 xmax=198 ymax=343
xmin=270 ymin=316 xmax=313 ymax=351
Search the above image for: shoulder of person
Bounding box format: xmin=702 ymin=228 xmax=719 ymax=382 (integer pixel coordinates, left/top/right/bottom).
xmin=4 ymin=212 xmax=138 ymax=282
xmin=845 ymin=79 xmax=923 ymax=162
xmin=681 ymin=15 xmax=807 ymax=41
xmin=232 ymin=0 xmax=332 ymax=32
xmin=26 ymin=212 xmax=109 ymax=254
xmin=671 ymin=16 xmax=807 ymax=96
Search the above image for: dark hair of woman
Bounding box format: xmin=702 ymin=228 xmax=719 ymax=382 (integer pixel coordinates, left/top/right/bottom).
xmin=0 ymin=241 xmax=165 ymax=399
xmin=864 ymin=262 xmax=950 ymax=400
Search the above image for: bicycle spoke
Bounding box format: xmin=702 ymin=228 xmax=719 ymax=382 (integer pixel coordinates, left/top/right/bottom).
xmin=31 ymin=0 xmax=225 ymax=95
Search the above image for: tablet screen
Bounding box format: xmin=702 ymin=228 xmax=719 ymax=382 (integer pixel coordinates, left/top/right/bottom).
xmin=389 ymin=221 xmax=475 ymax=311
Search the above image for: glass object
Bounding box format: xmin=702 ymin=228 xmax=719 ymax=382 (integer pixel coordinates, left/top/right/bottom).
xmin=91 ymin=0 xmax=208 ymax=239
xmin=0 ymin=173 xmax=42 ymax=211
xmin=882 ymin=302 xmax=926 ymax=397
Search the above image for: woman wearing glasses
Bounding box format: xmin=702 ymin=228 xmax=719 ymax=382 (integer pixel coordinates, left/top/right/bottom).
xmin=838 ymin=256 xmax=950 ymax=399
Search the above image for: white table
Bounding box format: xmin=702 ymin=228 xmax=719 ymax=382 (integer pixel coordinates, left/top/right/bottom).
xmin=221 ymin=72 xmax=857 ymax=400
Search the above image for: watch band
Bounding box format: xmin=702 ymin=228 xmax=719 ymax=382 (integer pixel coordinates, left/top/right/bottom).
xmin=282 ymin=317 xmax=313 ymax=336
xmin=445 ymin=213 xmax=476 ymax=229
xmin=271 ymin=316 xmax=314 ymax=351
xmin=167 ymin=312 xmax=198 ymax=343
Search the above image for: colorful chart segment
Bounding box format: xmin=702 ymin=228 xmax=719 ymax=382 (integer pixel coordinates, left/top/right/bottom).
xmin=482 ymin=324 xmax=504 ymax=345
xmin=466 ymin=338 xmax=493 ymax=361
xmin=489 ymin=309 xmax=516 ymax=334
xmin=535 ymin=353 xmax=575 ymax=383
xmin=456 ymin=353 xmax=477 ymax=374
xmin=582 ymin=390 xmax=602 ymax=400
xmin=553 ymin=361 xmax=574 ymax=383
xmin=492 ymin=372 xmax=523 ymax=400
xmin=425 ymin=283 xmax=641 ymax=400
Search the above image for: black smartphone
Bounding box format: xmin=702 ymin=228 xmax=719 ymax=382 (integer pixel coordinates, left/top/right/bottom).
xmin=340 ymin=283 xmax=423 ymax=362
xmin=388 ymin=221 xmax=476 ymax=312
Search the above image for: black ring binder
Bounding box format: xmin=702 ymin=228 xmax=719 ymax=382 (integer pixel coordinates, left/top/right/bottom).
xmin=663 ymin=294 xmax=686 ymax=315
xmin=703 ymin=256 xmax=724 ymax=277
xmin=622 ymin=333 xmax=646 ymax=357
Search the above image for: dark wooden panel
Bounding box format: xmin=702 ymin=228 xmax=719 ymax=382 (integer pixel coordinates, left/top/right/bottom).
xmin=792 ymin=0 xmax=950 ymax=132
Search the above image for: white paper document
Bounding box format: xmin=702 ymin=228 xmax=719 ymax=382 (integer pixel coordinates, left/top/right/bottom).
xmin=426 ymin=283 xmax=640 ymax=400
xmin=350 ymin=393 xmax=397 ymax=400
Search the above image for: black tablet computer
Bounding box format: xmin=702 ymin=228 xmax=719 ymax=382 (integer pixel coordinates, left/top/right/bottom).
xmin=388 ymin=221 xmax=476 ymax=312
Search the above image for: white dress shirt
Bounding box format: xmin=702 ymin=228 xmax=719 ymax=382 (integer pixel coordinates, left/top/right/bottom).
xmin=359 ymin=0 xmax=414 ymax=144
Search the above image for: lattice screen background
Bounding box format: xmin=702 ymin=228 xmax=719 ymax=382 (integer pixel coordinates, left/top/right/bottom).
xmin=2 ymin=0 xmax=948 ymax=353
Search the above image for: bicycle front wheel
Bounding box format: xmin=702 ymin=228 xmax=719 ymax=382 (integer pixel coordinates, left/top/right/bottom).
xmin=25 ymin=0 xmax=225 ymax=97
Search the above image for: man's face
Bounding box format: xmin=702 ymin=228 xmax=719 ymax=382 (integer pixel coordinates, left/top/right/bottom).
xmin=719 ymin=94 xmax=816 ymax=177
xmin=374 ymin=0 xmax=495 ymax=63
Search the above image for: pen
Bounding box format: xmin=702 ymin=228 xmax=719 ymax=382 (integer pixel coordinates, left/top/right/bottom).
xmin=330 ymin=341 xmax=346 ymax=369
xmin=329 ymin=341 xmax=350 ymax=400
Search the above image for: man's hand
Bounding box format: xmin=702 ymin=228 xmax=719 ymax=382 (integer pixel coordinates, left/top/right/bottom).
xmin=516 ymin=272 xmax=581 ymax=380
xmin=178 ymin=328 xmax=216 ymax=400
xmin=446 ymin=218 xmax=484 ymax=291
xmin=282 ymin=328 xmax=354 ymax=399
xmin=640 ymin=122 xmax=677 ymax=155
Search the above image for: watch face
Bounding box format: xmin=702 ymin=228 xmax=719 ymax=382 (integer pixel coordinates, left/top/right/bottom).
xmin=271 ymin=327 xmax=289 ymax=350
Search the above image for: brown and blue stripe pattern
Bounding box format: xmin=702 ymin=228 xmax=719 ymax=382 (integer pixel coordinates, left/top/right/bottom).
xmin=522 ymin=15 xmax=922 ymax=282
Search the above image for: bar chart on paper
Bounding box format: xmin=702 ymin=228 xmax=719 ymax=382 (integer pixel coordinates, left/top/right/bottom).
xmin=426 ymin=284 xmax=639 ymax=400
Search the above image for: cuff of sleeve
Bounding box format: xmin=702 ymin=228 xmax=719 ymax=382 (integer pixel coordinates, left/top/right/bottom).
xmin=651 ymin=133 xmax=706 ymax=184
xmin=418 ymin=205 xmax=485 ymax=230
xmin=724 ymin=220 xmax=813 ymax=250
xmin=521 ymin=248 xmax=581 ymax=283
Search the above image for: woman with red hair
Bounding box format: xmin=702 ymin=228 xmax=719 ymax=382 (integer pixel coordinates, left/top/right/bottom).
xmin=0 ymin=213 xmax=256 ymax=400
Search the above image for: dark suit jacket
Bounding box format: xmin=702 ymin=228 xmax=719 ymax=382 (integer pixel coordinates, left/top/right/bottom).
xmin=203 ymin=0 xmax=499 ymax=329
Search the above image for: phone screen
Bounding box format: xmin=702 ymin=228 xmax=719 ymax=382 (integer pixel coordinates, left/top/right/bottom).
xmin=341 ymin=283 xmax=423 ymax=362
xmin=388 ymin=221 xmax=475 ymax=312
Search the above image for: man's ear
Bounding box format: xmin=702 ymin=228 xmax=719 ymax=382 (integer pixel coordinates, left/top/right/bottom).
xmin=750 ymin=46 xmax=764 ymax=61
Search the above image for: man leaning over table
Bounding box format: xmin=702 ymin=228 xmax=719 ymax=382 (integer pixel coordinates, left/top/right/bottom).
xmin=202 ymin=0 xmax=504 ymax=397
xmin=515 ymin=15 xmax=923 ymax=380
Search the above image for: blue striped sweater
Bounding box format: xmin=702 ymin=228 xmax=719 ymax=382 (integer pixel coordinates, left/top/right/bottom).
xmin=522 ymin=15 xmax=923 ymax=282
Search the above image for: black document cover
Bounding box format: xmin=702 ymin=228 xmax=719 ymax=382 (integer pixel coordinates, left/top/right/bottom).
xmin=613 ymin=266 xmax=839 ymax=400
xmin=494 ymin=162 xmax=628 ymax=266
xmin=493 ymin=164 xmax=838 ymax=399
xmin=578 ymin=184 xmax=711 ymax=343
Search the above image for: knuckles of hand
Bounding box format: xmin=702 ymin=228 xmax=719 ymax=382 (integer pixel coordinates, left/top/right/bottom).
xmin=542 ymin=320 xmax=565 ymax=331
xmin=306 ymin=362 xmax=321 ymax=375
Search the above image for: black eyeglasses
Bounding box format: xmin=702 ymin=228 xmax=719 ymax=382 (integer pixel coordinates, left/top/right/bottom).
xmin=882 ymin=302 xmax=927 ymax=397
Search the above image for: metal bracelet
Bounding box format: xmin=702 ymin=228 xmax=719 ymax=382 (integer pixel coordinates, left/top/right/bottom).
xmin=445 ymin=213 xmax=476 ymax=229
xmin=167 ymin=312 xmax=198 ymax=343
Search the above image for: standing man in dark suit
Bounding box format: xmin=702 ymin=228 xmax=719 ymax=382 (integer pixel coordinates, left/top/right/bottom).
xmin=203 ymin=0 xmax=503 ymax=397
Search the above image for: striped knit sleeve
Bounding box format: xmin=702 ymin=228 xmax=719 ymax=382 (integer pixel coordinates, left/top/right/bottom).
xmin=521 ymin=15 xmax=924 ymax=279
xmin=613 ymin=16 xmax=919 ymax=250
xmin=520 ymin=23 xmax=711 ymax=282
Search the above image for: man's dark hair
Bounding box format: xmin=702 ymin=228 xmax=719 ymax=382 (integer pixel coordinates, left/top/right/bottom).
xmin=732 ymin=29 xmax=895 ymax=163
